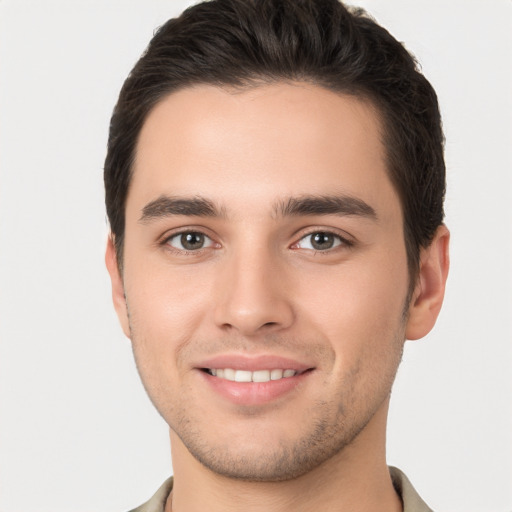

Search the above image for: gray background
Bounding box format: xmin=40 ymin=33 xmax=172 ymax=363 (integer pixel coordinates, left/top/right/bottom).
xmin=0 ymin=1 xmax=511 ymax=511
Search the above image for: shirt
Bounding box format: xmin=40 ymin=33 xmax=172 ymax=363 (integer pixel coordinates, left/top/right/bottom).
xmin=128 ymin=466 xmax=432 ymax=512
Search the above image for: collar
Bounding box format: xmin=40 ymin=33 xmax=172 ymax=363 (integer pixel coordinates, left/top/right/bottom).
xmin=130 ymin=467 xmax=432 ymax=512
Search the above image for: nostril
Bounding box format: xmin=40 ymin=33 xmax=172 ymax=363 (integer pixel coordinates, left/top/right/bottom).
xmin=214 ymin=298 xmax=294 ymax=335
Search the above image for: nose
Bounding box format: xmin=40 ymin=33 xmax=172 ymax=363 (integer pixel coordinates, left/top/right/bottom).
xmin=214 ymin=248 xmax=294 ymax=336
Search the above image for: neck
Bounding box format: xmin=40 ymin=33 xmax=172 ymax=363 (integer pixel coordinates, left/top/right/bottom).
xmin=166 ymin=399 xmax=402 ymax=512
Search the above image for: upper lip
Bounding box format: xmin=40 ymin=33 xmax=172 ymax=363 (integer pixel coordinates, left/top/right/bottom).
xmin=195 ymin=354 xmax=314 ymax=372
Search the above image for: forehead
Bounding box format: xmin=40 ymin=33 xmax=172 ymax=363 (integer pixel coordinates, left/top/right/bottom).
xmin=129 ymin=82 xmax=399 ymax=221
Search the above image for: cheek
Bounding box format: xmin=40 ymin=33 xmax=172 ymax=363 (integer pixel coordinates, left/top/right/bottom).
xmin=125 ymin=255 xmax=214 ymax=323
xmin=122 ymin=259 xmax=216 ymax=379
xmin=296 ymin=253 xmax=409 ymax=358
xmin=299 ymin=261 xmax=408 ymax=410
xmin=123 ymin=270 xmax=206 ymax=416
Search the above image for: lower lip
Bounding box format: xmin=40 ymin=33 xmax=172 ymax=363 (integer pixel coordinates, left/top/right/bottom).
xmin=199 ymin=370 xmax=311 ymax=406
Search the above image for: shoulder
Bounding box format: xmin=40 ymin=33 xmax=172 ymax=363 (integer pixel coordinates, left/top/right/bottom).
xmin=389 ymin=466 xmax=433 ymax=512
xmin=127 ymin=477 xmax=173 ymax=512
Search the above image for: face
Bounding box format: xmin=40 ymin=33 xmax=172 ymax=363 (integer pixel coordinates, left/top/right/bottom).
xmin=112 ymin=82 xmax=413 ymax=480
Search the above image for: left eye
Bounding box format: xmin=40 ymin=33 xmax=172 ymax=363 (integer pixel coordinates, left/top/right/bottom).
xmin=296 ymin=232 xmax=345 ymax=251
xmin=166 ymin=231 xmax=215 ymax=251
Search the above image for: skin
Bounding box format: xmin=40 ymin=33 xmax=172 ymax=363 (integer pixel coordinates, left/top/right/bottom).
xmin=106 ymin=82 xmax=449 ymax=512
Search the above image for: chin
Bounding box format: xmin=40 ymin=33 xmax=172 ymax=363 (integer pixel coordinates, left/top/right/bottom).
xmin=172 ymin=411 xmax=367 ymax=482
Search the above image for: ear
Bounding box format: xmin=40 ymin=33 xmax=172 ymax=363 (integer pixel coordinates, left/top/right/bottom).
xmin=105 ymin=235 xmax=131 ymax=338
xmin=406 ymin=225 xmax=450 ymax=340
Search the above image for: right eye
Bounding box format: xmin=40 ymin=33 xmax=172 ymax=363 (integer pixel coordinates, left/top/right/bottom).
xmin=165 ymin=231 xmax=215 ymax=252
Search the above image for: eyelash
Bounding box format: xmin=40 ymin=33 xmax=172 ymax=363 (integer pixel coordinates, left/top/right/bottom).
xmin=159 ymin=228 xmax=353 ymax=255
xmin=293 ymin=230 xmax=354 ymax=253
xmin=161 ymin=230 xmax=217 ymax=254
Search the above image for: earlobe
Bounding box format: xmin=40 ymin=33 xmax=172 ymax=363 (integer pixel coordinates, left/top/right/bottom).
xmin=405 ymin=225 xmax=450 ymax=340
xmin=105 ymin=235 xmax=131 ymax=338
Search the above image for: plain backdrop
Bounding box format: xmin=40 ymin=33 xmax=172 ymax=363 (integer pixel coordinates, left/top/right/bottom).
xmin=0 ymin=1 xmax=511 ymax=511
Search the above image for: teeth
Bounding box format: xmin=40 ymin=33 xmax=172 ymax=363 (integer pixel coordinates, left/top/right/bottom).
xmin=234 ymin=370 xmax=252 ymax=382
xmin=224 ymin=368 xmax=236 ymax=381
xmin=208 ymin=368 xmax=298 ymax=382
xmin=253 ymin=370 xmax=270 ymax=382
xmin=270 ymin=369 xmax=283 ymax=380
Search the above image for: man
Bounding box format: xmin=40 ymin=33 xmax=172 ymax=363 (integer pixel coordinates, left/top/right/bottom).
xmin=104 ymin=0 xmax=449 ymax=510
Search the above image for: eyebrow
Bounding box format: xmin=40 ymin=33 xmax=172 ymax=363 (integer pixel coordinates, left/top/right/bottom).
xmin=139 ymin=195 xmax=223 ymax=223
xmin=275 ymin=195 xmax=377 ymax=220
xmin=138 ymin=193 xmax=377 ymax=223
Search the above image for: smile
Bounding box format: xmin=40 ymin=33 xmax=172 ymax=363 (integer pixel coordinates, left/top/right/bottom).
xmin=199 ymin=361 xmax=314 ymax=405
xmin=205 ymin=368 xmax=298 ymax=382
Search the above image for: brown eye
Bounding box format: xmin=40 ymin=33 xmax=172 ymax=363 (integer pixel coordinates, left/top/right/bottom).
xmin=181 ymin=232 xmax=205 ymax=250
xmin=166 ymin=231 xmax=213 ymax=251
xmin=297 ymin=232 xmax=345 ymax=251
xmin=310 ymin=233 xmax=335 ymax=250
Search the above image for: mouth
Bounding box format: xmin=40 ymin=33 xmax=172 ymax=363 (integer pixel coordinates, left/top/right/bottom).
xmin=201 ymin=368 xmax=306 ymax=383
xmin=196 ymin=356 xmax=315 ymax=405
